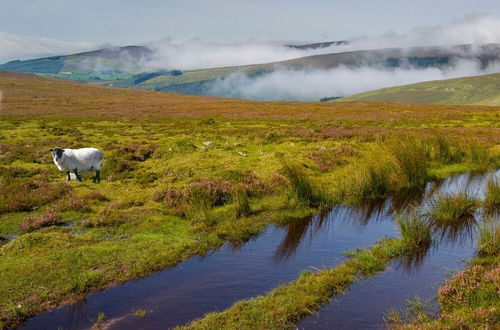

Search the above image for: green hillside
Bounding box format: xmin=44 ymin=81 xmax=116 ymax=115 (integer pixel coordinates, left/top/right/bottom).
xmin=340 ymin=73 xmax=500 ymax=106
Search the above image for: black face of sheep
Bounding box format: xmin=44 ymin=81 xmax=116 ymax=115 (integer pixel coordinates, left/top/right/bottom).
xmin=49 ymin=147 xmax=104 ymax=183
xmin=49 ymin=147 xmax=64 ymax=161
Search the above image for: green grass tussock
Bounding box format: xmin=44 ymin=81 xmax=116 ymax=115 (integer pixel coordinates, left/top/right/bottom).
xmin=388 ymin=136 xmax=430 ymax=187
xmin=281 ymin=160 xmax=333 ymax=209
xmin=396 ymin=211 xmax=432 ymax=252
xmin=484 ymin=177 xmax=500 ymax=213
xmin=233 ymin=187 xmax=251 ymax=219
xmin=427 ymin=191 xmax=480 ymax=223
xmin=477 ymin=219 xmax=500 ymax=257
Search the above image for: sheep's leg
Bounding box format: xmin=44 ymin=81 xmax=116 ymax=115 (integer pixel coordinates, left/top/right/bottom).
xmin=74 ymin=169 xmax=83 ymax=182
xmin=67 ymin=171 xmax=71 ymax=181
xmin=92 ymin=170 xmax=100 ymax=183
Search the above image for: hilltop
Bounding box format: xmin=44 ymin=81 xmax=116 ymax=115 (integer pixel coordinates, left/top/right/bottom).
xmin=339 ymin=72 xmax=500 ymax=106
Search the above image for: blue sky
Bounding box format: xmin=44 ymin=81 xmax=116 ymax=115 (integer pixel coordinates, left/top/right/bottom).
xmin=0 ymin=0 xmax=499 ymax=62
xmin=2 ymin=0 xmax=499 ymax=43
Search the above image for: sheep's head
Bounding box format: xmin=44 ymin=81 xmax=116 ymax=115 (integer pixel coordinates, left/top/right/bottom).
xmin=49 ymin=147 xmax=64 ymax=161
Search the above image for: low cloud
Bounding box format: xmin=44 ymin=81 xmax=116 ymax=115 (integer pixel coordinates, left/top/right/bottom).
xmin=145 ymin=39 xmax=328 ymax=71
xmin=207 ymin=60 xmax=500 ymax=101
xmin=0 ymin=31 xmax=94 ymax=63
xmin=145 ymin=14 xmax=500 ymax=71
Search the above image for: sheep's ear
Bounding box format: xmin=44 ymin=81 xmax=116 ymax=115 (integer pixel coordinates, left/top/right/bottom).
xmin=61 ymin=149 xmax=65 ymax=153
xmin=49 ymin=148 xmax=54 ymax=152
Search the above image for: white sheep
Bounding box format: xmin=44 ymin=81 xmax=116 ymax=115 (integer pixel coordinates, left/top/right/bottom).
xmin=49 ymin=147 xmax=104 ymax=183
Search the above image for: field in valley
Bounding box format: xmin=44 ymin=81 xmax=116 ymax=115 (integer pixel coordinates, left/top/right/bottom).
xmin=0 ymin=71 xmax=499 ymax=329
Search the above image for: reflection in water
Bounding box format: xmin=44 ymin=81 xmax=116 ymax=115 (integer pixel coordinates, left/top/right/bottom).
xmin=430 ymin=216 xmax=478 ymax=246
xmin=390 ymin=185 xmax=426 ymax=214
xmin=274 ymin=211 xmax=329 ymax=262
xmin=275 ymin=172 xmax=497 ymax=273
xmin=397 ymin=244 xmax=433 ymax=273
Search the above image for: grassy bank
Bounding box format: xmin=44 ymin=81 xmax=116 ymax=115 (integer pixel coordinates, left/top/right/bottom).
xmin=0 ymin=72 xmax=499 ymax=328
xmin=178 ymin=238 xmax=409 ymax=330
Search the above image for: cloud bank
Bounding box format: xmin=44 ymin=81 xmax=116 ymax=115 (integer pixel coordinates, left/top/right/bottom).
xmin=145 ymin=14 xmax=500 ymax=71
xmin=145 ymin=39 xmax=328 ymax=71
xmin=1 ymin=13 xmax=499 ymax=70
xmin=207 ymin=60 xmax=500 ymax=101
xmin=0 ymin=32 xmax=94 ymax=63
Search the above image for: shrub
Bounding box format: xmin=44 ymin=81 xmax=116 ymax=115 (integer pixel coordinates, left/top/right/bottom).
xmin=438 ymin=264 xmax=499 ymax=312
xmin=185 ymin=179 xmax=234 ymax=208
xmin=427 ymin=191 xmax=480 ymax=222
xmin=0 ymin=179 xmax=71 ymax=212
xmin=20 ymin=213 xmax=61 ymax=232
xmin=83 ymin=191 xmax=110 ymax=202
xmin=54 ymin=198 xmax=92 ymax=213
xmin=119 ymin=143 xmax=157 ymax=162
xmin=477 ymin=220 xmax=500 ymax=257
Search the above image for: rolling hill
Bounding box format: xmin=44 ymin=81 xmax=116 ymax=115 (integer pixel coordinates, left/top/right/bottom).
xmin=1 ymin=43 xmax=499 ymax=100
xmin=339 ymin=72 xmax=500 ymax=106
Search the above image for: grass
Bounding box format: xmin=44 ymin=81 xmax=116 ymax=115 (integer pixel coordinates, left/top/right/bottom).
xmin=484 ymin=177 xmax=500 ymax=213
xmin=477 ymin=219 xmax=500 ymax=257
xmin=281 ymin=160 xmax=332 ymax=209
xmin=340 ymin=72 xmax=500 ymax=106
xmin=427 ymin=191 xmax=480 ymax=222
xmin=396 ymin=211 xmax=432 ymax=252
xmin=177 ymin=238 xmax=406 ymax=330
xmin=0 ymin=71 xmax=498 ymax=328
xmin=233 ymin=187 xmax=251 ymax=218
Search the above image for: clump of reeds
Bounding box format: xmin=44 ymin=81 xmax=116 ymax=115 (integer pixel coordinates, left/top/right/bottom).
xmin=396 ymin=211 xmax=432 ymax=251
xmin=477 ymin=219 xmax=499 ymax=256
xmin=233 ymin=187 xmax=251 ymax=218
xmin=427 ymin=191 xmax=480 ymax=222
xmin=433 ymin=134 xmax=465 ymax=164
xmin=483 ymin=177 xmax=500 ymax=213
xmin=388 ymin=137 xmax=430 ymax=188
xmin=281 ymin=160 xmax=332 ymax=209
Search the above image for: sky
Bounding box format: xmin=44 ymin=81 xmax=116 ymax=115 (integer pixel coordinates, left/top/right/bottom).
xmin=1 ymin=0 xmax=500 ymax=63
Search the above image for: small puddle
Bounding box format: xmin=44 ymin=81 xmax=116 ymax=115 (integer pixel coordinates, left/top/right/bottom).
xmin=20 ymin=172 xmax=498 ymax=329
